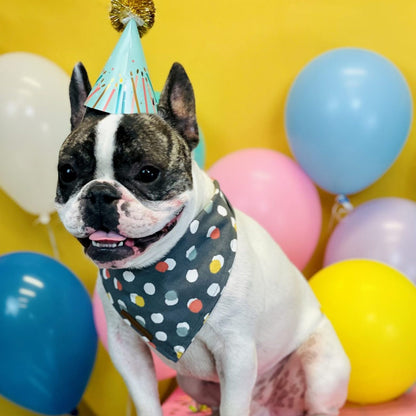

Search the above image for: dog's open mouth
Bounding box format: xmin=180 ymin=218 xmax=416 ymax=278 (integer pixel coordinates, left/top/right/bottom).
xmin=79 ymin=208 xmax=184 ymax=264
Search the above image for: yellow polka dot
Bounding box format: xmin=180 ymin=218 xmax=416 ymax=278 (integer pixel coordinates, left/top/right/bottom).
xmin=135 ymin=295 xmax=145 ymax=307
xmin=176 ymin=351 xmax=183 ymax=359
xmin=210 ymin=260 xmax=222 ymax=274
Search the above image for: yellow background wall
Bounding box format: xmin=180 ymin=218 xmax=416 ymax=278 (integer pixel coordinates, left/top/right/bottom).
xmin=2 ymin=1 xmax=416 ymax=415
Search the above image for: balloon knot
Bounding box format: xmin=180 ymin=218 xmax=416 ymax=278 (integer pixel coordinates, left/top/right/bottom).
xmin=329 ymin=194 xmax=354 ymax=230
xmin=37 ymin=214 xmax=51 ymax=225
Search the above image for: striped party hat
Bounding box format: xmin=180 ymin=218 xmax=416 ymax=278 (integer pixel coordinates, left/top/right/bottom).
xmin=84 ymin=0 xmax=157 ymax=114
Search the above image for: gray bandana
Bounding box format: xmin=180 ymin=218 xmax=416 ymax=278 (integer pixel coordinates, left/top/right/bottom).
xmin=100 ymin=182 xmax=237 ymax=362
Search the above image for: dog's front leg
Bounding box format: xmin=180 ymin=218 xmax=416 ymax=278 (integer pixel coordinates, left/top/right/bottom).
xmin=215 ymin=339 xmax=258 ymax=416
xmin=96 ymin=279 xmax=163 ymax=416
xmin=107 ymin=325 xmax=162 ymax=415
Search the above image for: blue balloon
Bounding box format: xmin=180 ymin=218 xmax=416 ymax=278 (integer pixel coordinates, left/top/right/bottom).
xmin=0 ymin=252 xmax=97 ymax=415
xmin=285 ymin=48 xmax=412 ymax=195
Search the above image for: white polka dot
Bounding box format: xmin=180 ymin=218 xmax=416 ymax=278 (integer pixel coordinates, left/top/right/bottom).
xmin=123 ymin=319 xmax=131 ymax=327
xmin=174 ymin=345 xmax=185 ymax=354
xmin=135 ymin=315 xmax=146 ymax=326
xmin=151 ymin=313 xmax=164 ymax=324
xmin=207 ymin=283 xmax=221 ymax=297
xmin=155 ymin=331 xmax=168 ymax=342
xmin=230 ymin=239 xmax=237 ymax=252
xmin=186 ymin=269 xmax=199 ymax=283
xmin=217 ymin=205 xmax=227 ymax=216
xmin=118 ymin=299 xmax=127 ymax=310
xmin=190 ymin=220 xmax=199 ymax=234
xmin=122 ymin=270 xmax=135 ymax=282
xmin=165 ymin=258 xmax=176 ymax=270
xmin=144 ymin=282 xmax=156 ymax=295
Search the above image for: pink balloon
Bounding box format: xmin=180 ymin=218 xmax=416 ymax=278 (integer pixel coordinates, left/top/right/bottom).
xmin=92 ymin=290 xmax=177 ymax=381
xmin=92 ymin=290 xmax=109 ymax=350
xmin=208 ymin=149 xmax=322 ymax=270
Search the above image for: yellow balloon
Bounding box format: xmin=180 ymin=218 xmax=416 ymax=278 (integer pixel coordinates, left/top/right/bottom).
xmin=309 ymin=259 xmax=416 ymax=405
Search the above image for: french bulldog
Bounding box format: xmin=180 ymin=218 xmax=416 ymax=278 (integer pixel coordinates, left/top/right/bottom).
xmin=56 ymin=61 xmax=350 ymax=416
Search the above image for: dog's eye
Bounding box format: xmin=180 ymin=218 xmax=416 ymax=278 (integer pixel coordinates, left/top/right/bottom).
xmin=136 ymin=166 xmax=160 ymax=183
xmin=59 ymin=164 xmax=77 ymax=183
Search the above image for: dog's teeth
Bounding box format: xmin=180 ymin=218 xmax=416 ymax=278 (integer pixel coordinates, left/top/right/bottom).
xmin=118 ymin=241 xmax=124 ymax=247
xmin=92 ymin=241 xmax=122 ymax=249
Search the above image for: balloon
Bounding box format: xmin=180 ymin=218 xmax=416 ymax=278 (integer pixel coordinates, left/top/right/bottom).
xmin=92 ymin=289 xmax=109 ymax=349
xmin=342 ymin=386 xmax=416 ymax=416
xmin=325 ymin=198 xmax=416 ymax=284
xmin=0 ymin=52 xmax=70 ymax=222
xmin=208 ymin=148 xmax=322 ymax=270
xmin=0 ymin=252 xmax=97 ymax=415
xmin=0 ymin=396 xmax=46 ymax=416
xmin=285 ymin=48 xmax=412 ymax=195
xmin=309 ymin=260 xmax=416 ymax=404
xmin=92 ymin=289 xmax=176 ymax=381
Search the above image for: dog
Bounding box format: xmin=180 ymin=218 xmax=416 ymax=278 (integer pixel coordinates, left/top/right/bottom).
xmin=56 ymin=61 xmax=350 ymax=416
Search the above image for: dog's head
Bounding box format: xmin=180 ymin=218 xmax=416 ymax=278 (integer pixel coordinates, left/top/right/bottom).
xmin=56 ymin=62 xmax=199 ymax=269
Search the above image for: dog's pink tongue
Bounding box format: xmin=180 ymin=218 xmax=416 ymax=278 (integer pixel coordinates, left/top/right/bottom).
xmin=89 ymin=231 xmax=126 ymax=242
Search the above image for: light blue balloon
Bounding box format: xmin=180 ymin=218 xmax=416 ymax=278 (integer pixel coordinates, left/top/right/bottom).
xmin=0 ymin=252 xmax=97 ymax=415
xmin=285 ymin=48 xmax=412 ymax=195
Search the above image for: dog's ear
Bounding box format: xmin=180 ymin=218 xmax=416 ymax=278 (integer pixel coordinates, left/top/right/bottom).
xmin=69 ymin=62 xmax=91 ymax=131
xmin=158 ymin=63 xmax=199 ymax=151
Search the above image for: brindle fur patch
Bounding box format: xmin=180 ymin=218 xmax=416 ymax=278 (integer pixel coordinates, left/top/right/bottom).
xmin=112 ymin=114 xmax=193 ymax=201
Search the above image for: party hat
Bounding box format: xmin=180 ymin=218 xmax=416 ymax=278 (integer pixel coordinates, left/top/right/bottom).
xmin=84 ymin=0 xmax=157 ymax=114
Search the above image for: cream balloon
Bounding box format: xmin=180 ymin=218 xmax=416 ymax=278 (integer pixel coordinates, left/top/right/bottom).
xmin=0 ymin=52 xmax=70 ymax=222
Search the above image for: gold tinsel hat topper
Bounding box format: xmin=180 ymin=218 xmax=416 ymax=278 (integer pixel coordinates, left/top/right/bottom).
xmin=84 ymin=0 xmax=158 ymax=114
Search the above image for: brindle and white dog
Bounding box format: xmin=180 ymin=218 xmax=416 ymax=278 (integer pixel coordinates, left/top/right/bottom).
xmin=56 ymin=62 xmax=350 ymax=416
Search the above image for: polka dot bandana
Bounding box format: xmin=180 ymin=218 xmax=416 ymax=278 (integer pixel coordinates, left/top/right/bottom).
xmin=100 ymin=182 xmax=237 ymax=362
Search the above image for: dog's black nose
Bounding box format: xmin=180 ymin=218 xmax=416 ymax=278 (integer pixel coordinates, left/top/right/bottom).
xmin=86 ymin=183 xmax=120 ymax=206
xmin=83 ymin=182 xmax=121 ymax=233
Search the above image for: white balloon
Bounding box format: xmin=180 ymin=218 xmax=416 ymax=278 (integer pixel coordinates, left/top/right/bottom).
xmin=0 ymin=52 xmax=70 ymax=221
